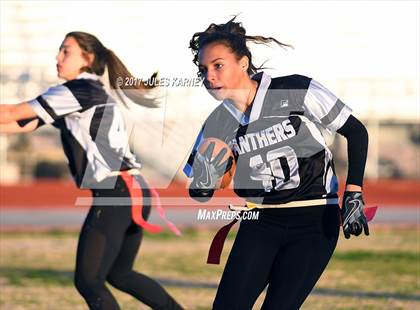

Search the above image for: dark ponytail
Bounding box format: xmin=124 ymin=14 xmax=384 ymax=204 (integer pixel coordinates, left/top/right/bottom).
xmin=189 ymin=16 xmax=293 ymax=75
xmin=66 ymin=31 xmax=159 ymax=108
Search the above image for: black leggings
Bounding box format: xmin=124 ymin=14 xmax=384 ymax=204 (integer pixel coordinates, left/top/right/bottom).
xmin=74 ymin=175 xmax=182 ymax=310
xmin=213 ymin=204 xmax=340 ymax=310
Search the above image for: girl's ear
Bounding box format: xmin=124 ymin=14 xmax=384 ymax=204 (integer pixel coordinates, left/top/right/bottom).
xmin=84 ymin=52 xmax=95 ymax=68
xmin=239 ymin=56 xmax=249 ymax=72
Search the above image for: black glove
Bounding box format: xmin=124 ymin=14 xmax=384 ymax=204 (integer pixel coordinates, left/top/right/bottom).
xmin=189 ymin=142 xmax=233 ymax=202
xmin=341 ymin=191 xmax=369 ymax=239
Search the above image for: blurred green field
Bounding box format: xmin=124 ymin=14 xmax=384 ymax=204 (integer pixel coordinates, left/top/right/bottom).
xmin=0 ymin=225 xmax=419 ymax=310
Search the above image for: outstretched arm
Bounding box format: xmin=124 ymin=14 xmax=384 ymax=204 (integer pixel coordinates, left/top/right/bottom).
xmin=0 ymin=103 xmax=39 ymax=134
xmin=0 ymin=119 xmax=40 ymax=133
xmin=0 ymin=103 xmax=37 ymax=124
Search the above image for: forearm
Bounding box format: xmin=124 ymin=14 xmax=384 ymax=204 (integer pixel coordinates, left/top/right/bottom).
xmin=0 ymin=119 xmax=39 ymax=133
xmin=0 ymin=103 xmax=37 ymax=124
xmin=0 ymin=105 xmax=14 ymax=123
xmin=337 ymin=115 xmax=369 ymax=188
xmin=345 ymin=184 xmax=362 ymax=192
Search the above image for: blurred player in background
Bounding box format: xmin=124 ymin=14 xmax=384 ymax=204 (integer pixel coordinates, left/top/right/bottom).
xmin=185 ymin=17 xmax=370 ymax=309
xmin=0 ymin=32 xmax=183 ymax=310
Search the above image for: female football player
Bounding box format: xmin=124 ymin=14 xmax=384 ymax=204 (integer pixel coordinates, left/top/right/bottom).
xmin=0 ymin=32 xmax=183 ymax=310
xmin=185 ymin=17 xmax=369 ymax=309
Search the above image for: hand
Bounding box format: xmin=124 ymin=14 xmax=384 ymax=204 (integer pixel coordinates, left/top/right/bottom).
xmin=341 ymin=191 xmax=369 ymax=239
xmin=190 ymin=141 xmax=233 ymax=191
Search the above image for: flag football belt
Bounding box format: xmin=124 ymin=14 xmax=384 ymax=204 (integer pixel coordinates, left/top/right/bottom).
xmin=207 ymin=197 xmax=339 ymax=265
xmin=117 ymin=170 xmax=181 ymax=236
xmin=228 ymin=198 xmax=340 ymax=211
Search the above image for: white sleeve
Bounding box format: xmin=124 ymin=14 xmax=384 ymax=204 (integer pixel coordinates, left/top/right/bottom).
xmin=28 ymin=84 xmax=82 ymax=124
xmin=303 ymin=79 xmax=352 ymax=132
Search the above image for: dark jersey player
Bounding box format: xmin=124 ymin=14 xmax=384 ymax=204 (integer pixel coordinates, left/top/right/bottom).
xmin=185 ymin=17 xmax=369 ymax=310
xmin=186 ymin=73 xmax=350 ymax=206
xmin=0 ymin=32 xmax=182 ymax=310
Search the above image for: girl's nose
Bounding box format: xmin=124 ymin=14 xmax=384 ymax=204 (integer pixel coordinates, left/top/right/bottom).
xmin=207 ymin=70 xmax=216 ymax=82
xmin=55 ymin=51 xmax=62 ymax=62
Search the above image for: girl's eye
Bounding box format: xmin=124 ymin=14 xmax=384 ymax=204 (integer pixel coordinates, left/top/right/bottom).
xmin=215 ymin=63 xmax=223 ymax=70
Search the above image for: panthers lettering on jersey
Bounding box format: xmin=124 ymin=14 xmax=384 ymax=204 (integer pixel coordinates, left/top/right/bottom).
xmin=184 ymin=72 xmax=352 ymax=205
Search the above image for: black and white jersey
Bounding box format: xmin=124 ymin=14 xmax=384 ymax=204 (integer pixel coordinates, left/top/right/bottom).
xmin=184 ymin=72 xmax=352 ymax=205
xmin=27 ymin=72 xmax=140 ymax=188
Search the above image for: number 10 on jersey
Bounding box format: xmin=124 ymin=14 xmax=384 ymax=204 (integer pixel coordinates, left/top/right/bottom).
xmin=249 ymin=146 xmax=300 ymax=192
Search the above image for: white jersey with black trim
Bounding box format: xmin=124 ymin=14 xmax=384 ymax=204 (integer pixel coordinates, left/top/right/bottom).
xmin=25 ymin=72 xmax=141 ymax=188
xmin=184 ymin=72 xmax=351 ymax=205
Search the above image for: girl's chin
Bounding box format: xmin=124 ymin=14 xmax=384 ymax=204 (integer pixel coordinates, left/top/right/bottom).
xmin=208 ymin=89 xmax=226 ymax=101
xmin=57 ymin=72 xmax=71 ymax=81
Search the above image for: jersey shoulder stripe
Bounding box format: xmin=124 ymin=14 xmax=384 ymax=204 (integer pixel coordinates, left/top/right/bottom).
xmin=63 ymin=78 xmax=109 ymax=110
xmin=269 ymin=74 xmax=312 ymax=90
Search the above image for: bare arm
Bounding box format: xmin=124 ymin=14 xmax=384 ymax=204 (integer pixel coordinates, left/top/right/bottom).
xmin=0 ymin=119 xmax=39 ymax=133
xmin=0 ymin=103 xmax=37 ymax=124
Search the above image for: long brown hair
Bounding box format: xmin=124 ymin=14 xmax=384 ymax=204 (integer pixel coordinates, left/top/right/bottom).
xmin=66 ymin=31 xmax=159 ymax=108
xmin=189 ymin=16 xmax=293 ymax=76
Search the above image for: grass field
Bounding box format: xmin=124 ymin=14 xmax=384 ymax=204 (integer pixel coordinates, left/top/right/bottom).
xmin=0 ymin=225 xmax=419 ymax=309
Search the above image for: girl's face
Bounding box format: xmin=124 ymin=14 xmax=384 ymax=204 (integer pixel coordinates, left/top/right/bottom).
xmin=56 ymin=36 xmax=91 ymax=81
xmin=198 ymin=42 xmax=249 ymax=101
